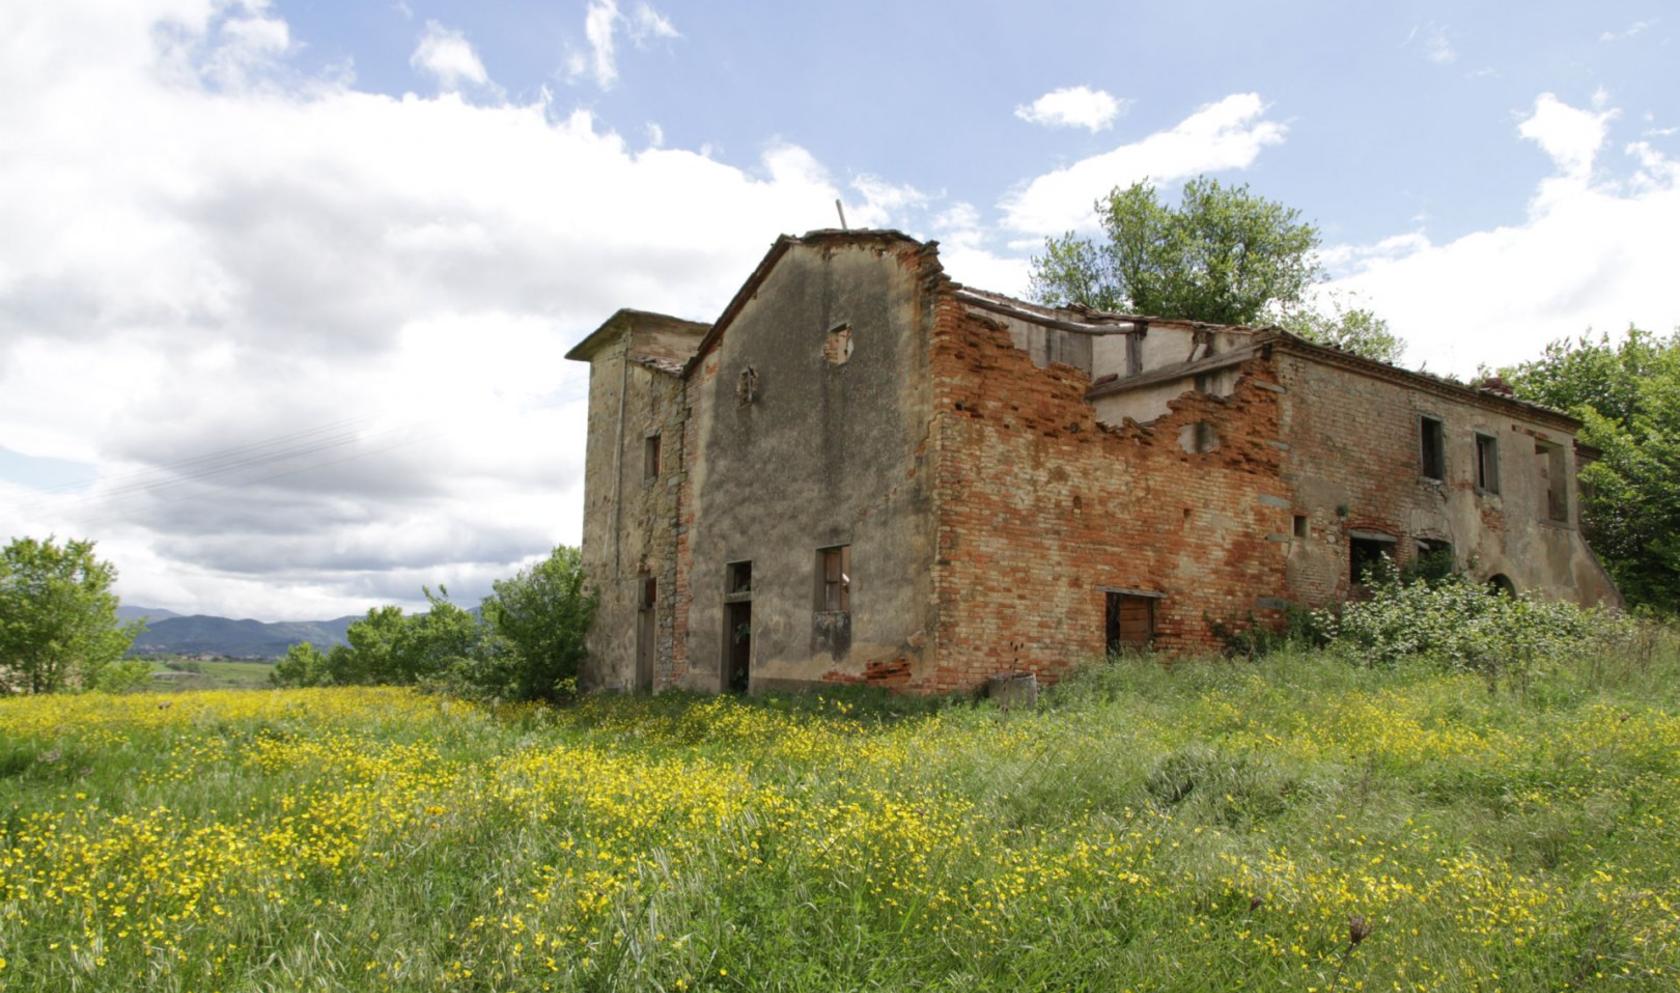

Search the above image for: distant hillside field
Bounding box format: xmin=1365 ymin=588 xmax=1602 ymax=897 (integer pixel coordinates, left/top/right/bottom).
xmin=1 ymin=650 xmax=1677 ymax=991
xmin=126 ymin=612 xmax=355 ymax=658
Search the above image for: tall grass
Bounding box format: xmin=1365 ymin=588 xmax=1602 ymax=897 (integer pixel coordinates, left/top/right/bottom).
xmin=2 ymin=640 xmax=1678 ymax=991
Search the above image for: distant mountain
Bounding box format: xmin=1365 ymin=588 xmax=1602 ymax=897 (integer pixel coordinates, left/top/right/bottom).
xmin=117 ymin=605 xmax=182 ymax=624
xmin=128 ymin=613 xmax=357 ymax=659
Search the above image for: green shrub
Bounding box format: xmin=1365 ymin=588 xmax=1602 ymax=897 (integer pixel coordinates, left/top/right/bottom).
xmin=90 ymin=659 xmax=154 ymax=694
xmin=1321 ymin=572 xmax=1633 ymax=675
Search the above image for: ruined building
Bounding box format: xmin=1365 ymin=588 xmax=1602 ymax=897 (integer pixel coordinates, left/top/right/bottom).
xmin=567 ymin=230 xmax=1619 ymax=694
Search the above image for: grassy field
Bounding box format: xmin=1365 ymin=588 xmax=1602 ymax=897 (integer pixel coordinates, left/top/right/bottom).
xmin=144 ymin=659 xmax=275 ymax=691
xmin=1 ymin=649 xmax=1677 ymax=992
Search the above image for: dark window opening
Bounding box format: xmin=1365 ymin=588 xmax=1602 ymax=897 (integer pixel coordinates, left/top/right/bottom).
xmin=643 ymin=433 xmax=661 ymax=483
xmin=1350 ymin=534 xmax=1396 ymax=586
xmin=1180 ymin=420 xmax=1219 ymax=454
xmin=1475 ymin=433 xmax=1500 ymax=494
xmin=1293 ymin=514 xmax=1309 ymax=538
xmin=724 ymin=600 xmax=751 ymax=693
xmin=640 ymin=576 xmax=657 ymax=609
xmin=1105 ymin=593 xmax=1155 ymax=654
xmin=1411 ymin=539 xmax=1455 ymax=583
xmin=1536 ymin=441 xmax=1568 ymax=521
xmin=1420 ymin=416 xmax=1444 ymax=480
xmin=817 ymin=545 xmax=851 ymax=613
xmin=726 ymin=560 xmax=752 ymax=596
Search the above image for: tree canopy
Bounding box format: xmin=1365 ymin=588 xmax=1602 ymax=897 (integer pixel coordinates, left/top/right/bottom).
xmin=271 ymin=545 xmax=596 ymax=702
xmin=1029 ymin=176 xmax=1403 ymax=363
xmin=1503 ymin=328 xmax=1680 ymax=611
xmin=0 ymin=536 xmax=141 ymax=693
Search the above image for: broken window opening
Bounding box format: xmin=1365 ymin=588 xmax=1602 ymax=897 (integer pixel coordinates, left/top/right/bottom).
xmin=1349 ymin=533 xmax=1397 ymax=586
xmin=1419 ymin=416 xmax=1444 ymax=480
xmin=726 ymin=560 xmax=752 ymax=596
xmin=736 ymin=366 xmax=759 ymax=405
xmin=1536 ymin=440 xmax=1568 ymax=522
xmin=643 ymin=432 xmax=661 ymax=483
xmin=1179 ymin=421 xmax=1219 ymax=454
xmin=1105 ymin=592 xmax=1154 ymax=655
xmin=823 ymin=323 xmax=853 ymax=365
xmin=1293 ymin=514 xmax=1309 ymax=538
xmin=817 ymin=545 xmax=851 ymax=613
xmin=1474 ymin=432 xmax=1500 ymax=494
xmin=1411 ymin=539 xmax=1455 ymax=583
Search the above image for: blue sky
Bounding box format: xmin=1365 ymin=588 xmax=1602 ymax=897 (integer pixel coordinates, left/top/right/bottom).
xmin=275 ymin=1 xmax=1677 ymax=247
xmin=0 ymin=0 xmax=1675 ymax=618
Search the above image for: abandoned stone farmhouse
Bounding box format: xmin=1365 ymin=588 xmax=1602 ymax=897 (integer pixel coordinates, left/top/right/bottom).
xmin=567 ymin=229 xmax=1619 ymax=694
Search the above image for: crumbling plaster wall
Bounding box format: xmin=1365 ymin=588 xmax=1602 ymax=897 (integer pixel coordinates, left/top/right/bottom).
xmin=1275 ymin=352 xmax=1620 ymax=607
xmin=670 ymin=238 xmax=941 ymax=692
xmin=578 ymin=329 xmax=689 ymax=690
xmin=922 ymin=293 xmax=1294 ymax=692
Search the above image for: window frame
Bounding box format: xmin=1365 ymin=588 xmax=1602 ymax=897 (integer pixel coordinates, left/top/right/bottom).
xmin=643 ymin=431 xmax=661 ymax=484
xmin=815 ymin=545 xmax=851 ymax=614
xmin=1419 ymin=415 xmax=1445 ymax=481
xmin=1474 ymin=431 xmax=1501 ymax=495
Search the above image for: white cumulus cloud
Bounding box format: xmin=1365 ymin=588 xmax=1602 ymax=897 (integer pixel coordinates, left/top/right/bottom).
xmin=0 ymin=0 xmax=864 ymax=619
xmin=999 ymin=92 xmax=1287 ymax=235
xmin=410 ymin=20 xmax=491 ymax=90
xmin=1326 ymin=92 xmax=1680 ymax=373
xmin=1014 ymin=86 xmax=1128 ymax=133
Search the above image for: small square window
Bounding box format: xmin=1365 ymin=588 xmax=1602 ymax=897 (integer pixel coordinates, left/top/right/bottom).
xmin=1420 ymin=416 xmax=1445 ymax=480
xmin=1475 ymin=433 xmax=1500 ymax=494
xmin=816 ymin=545 xmax=850 ymax=613
xmin=726 ymin=561 xmax=752 ymax=595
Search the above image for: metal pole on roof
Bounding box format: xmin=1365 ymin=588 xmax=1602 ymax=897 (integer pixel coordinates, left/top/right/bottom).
xmin=834 ymin=199 xmax=848 ymax=231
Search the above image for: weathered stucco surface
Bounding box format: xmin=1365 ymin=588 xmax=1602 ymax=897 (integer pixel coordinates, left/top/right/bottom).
xmin=671 ymin=235 xmax=940 ymax=692
xmin=569 ymin=230 xmax=1621 ymax=695
xmin=572 ymin=311 xmax=705 ymax=691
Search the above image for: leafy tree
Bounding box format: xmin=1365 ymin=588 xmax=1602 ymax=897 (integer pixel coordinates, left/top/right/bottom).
xmin=1030 ymin=176 xmax=1405 ymax=363
xmin=272 ymin=641 xmax=331 ymax=687
xmin=1031 ymin=177 xmax=1322 ymax=326
xmin=270 ymin=547 xmax=596 ymax=703
xmin=480 ymin=546 xmax=596 ymax=703
xmin=1503 ymin=328 xmax=1680 ymax=610
xmin=0 ymin=537 xmax=141 ymax=694
xmin=1270 ymin=294 xmax=1404 ymax=365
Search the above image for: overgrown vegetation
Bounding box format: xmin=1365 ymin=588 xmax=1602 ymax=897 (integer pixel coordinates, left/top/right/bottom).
xmin=3 ymin=637 xmax=1678 ymax=991
xmin=271 ymin=544 xmax=596 ymax=703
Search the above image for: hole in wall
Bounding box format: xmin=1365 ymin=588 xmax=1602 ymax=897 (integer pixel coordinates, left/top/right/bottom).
xmin=823 ymin=323 xmax=853 ymax=365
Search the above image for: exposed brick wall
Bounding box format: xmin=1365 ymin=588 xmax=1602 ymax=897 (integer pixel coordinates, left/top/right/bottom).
xmin=920 ymin=289 xmax=1294 ymax=692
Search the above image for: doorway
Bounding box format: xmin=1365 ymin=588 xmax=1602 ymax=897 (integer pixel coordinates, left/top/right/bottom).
xmin=1105 ymin=592 xmax=1155 ymax=655
xmin=725 ymin=600 xmax=751 ymax=693
xmin=634 ymin=576 xmax=655 ymax=692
